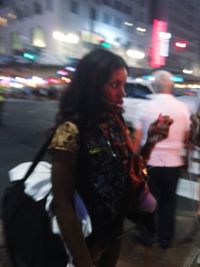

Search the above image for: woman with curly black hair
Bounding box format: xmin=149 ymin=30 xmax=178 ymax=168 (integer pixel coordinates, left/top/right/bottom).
xmin=49 ymin=49 xmax=172 ymax=267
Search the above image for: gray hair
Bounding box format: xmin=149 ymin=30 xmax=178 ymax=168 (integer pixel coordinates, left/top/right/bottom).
xmin=151 ymin=70 xmax=174 ymax=93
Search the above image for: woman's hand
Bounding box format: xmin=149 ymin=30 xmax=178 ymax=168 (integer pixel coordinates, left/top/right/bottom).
xmin=140 ymin=115 xmax=173 ymax=162
xmin=147 ymin=115 xmax=173 ymax=145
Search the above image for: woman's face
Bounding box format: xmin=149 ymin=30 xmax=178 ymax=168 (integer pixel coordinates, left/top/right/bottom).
xmin=103 ymin=67 xmax=128 ymax=108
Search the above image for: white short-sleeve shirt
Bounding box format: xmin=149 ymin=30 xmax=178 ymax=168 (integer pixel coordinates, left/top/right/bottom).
xmin=137 ymin=94 xmax=190 ymax=167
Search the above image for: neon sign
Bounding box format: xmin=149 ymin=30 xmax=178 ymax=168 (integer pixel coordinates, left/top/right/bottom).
xmin=150 ymin=19 xmax=167 ymax=68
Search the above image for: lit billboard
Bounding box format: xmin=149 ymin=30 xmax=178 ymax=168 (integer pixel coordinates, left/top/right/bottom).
xmin=150 ymin=19 xmax=168 ymax=68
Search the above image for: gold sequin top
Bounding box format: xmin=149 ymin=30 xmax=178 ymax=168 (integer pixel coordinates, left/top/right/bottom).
xmin=48 ymin=121 xmax=80 ymax=153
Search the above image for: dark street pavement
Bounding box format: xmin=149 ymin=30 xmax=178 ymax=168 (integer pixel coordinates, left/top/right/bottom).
xmin=0 ymin=99 xmax=199 ymax=266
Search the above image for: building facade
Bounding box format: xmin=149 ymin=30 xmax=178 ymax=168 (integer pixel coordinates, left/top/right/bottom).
xmin=0 ymin=0 xmax=152 ymax=67
xmin=164 ymin=0 xmax=200 ymax=77
xmin=0 ymin=0 xmax=199 ymax=78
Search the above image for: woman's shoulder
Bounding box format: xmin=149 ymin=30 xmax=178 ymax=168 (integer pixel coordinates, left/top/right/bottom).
xmin=57 ymin=121 xmax=79 ymax=134
xmin=48 ymin=121 xmax=80 ymax=153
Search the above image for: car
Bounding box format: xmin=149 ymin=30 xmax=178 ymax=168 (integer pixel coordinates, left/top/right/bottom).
xmin=124 ymin=78 xmax=154 ymax=99
xmin=122 ymin=78 xmax=198 ymax=131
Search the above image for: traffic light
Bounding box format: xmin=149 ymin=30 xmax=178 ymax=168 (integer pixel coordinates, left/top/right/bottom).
xmin=95 ymin=35 xmax=111 ymax=49
xmin=100 ymin=41 xmax=111 ymax=49
xmin=23 ymin=51 xmax=36 ymax=60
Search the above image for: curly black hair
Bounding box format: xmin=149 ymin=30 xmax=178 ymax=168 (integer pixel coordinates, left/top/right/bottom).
xmin=56 ymin=48 xmax=128 ymax=124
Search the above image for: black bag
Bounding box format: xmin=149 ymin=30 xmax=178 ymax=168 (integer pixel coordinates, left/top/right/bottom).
xmin=1 ymin=131 xmax=68 ymax=267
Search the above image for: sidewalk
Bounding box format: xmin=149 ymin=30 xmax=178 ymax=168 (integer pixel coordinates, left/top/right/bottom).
xmin=117 ymin=211 xmax=200 ymax=267
xmin=0 ymin=212 xmax=199 ymax=267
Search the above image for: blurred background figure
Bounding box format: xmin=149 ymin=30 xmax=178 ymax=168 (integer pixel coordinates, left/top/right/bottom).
xmin=188 ymin=108 xmax=200 ymax=217
xmin=0 ymin=93 xmax=5 ymax=126
xmin=189 ymin=108 xmax=200 ymax=147
xmin=133 ymin=70 xmax=191 ymax=249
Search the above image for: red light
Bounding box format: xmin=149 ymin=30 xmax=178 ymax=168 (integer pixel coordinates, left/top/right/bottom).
xmin=95 ymin=36 xmax=105 ymax=42
xmin=175 ymin=41 xmax=187 ymax=48
xmin=48 ymin=78 xmax=60 ymax=84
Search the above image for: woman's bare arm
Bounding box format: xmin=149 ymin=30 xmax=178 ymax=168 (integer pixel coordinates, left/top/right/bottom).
xmin=51 ymin=150 xmax=93 ymax=267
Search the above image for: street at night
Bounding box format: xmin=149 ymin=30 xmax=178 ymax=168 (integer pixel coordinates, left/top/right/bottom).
xmin=0 ymin=99 xmax=58 ymax=200
xmin=0 ymin=0 xmax=200 ymax=266
xmin=0 ymin=97 xmax=199 ymax=267
xmin=0 ymin=96 xmax=198 ymax=203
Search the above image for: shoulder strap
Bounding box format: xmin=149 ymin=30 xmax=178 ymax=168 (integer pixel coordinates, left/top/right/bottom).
xmin=112 ymin=113 xmax=146 ymax=187
xmin=22 ymin=128 xmax=56 ymax=182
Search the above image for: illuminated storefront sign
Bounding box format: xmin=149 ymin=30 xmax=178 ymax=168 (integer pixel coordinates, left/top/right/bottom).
xmin=150 ymin=19 xmax=167 ymax=68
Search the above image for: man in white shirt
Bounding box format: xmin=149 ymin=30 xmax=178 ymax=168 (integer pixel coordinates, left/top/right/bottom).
xmin=134 ymin=70 xmax=190 ymax=248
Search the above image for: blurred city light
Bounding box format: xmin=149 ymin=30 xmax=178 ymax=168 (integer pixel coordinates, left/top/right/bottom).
xmin=183 ymin=69 xmax=193 ymax=74
xmin=65 ymin=33 xmax=79 ymax=44
xmin=124 ymin=21 xmax=133 ymax=27
xmin=101 ymin=41 xmax=111 ymax=48
xmin=65 ymin=66 xmax=76 ymax=72
xmin=0 ymin=17 xmax=7 ymax=26
xmin=61 ymin=77 xmax=71 ymax=83
xmin=175 ymin=41 xmax=187 ymax=48
xmin=9 ymin=82 xmax=23 ymax=89
xmin=107 ymin=40 xmax=120 ymax=47
xmin=33 ymin=39 xmax=46 ymax=48
xmin=23 ymin=52 xmax=36 ymax=60
xmin=47 ymin=78 xmax=60 ymax=84
xmin=126 ymin=49 xmax=145 ymax=59
xmin=52 ymin=31 xmax=79 ymax=44
xmin=159 ymin=32 xmax=171 ymax=40
xmin=32 ymin=76 xmax=47 ymax=85
xmin=171 ymin=76 xmax=184 ymax=82
xmin=52 ymin=31 xmax=66 ymax=42
xmin=142 ymin=75 xmax=184 ymax=82
xmin=15 ymin=77 xmax=27 ymax=84
xmin=7 ymin=13 xmax=17 ymax=19
xmin=57 ymin=69 xmax=69 ymax=76
xmin=136 ymin=27 xmax=146 ymax=32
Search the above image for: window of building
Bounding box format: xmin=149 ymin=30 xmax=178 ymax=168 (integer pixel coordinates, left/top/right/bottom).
xmin=103 ymin=12 xmax=111 ymax=25
xmin=33 ymin=2 xmax=43 ymax=14
xmin=0 ymin=37 xmax=5 ymax=54
xmin=23 ymin=5 xmax=32 ymax=17
xmin=139 ymin=0 xmax=145 ymax=7
xmin=114 ymin=17 xmax=122 ymax=28
xmin=89 ymin=8 xmax=97 ymax=21
xmin=45 ymin=0 xmax=53 ymax=11
xmin=11 ymin=32 xmax=23 ymax=51
xmin=70 ymin=0 xmax=79 ymax=14
xmin=114 ymin=1 xmax=122 ymax=10
xmin=102 ymin=0 xmax=110 ymax=5
xmin=32 ymin=26 xmax=46 ymax=48
xmin=14 ymin=8 xmax=23 ymax=19
xmin=123 ymin=5 xmax=132 ymax=15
